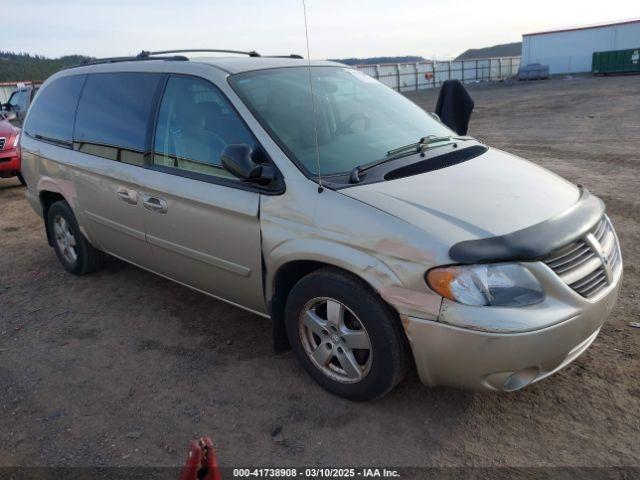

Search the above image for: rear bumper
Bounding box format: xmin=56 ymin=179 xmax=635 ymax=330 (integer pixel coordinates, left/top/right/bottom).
xmin=403 ymin=264 xmax=622 ymax=391
xmin=25 ymin=188 xmax=43 ymax=218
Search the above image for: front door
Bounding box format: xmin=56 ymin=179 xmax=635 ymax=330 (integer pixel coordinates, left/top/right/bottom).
xmin=141 ymin=74 xmax=265 ymax=313
xmin=6 ymin=89 xmax=28 ymax=127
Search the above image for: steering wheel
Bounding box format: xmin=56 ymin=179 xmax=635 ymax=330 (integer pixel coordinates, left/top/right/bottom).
xmin=335 ymin=113 xmax=371 ymax=136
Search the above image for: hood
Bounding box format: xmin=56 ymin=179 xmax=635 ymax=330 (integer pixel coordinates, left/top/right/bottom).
xmin=0 ymin=119 xmax=16 ymax=136
xmin=341 ymin=147 xmax=580 ymax=246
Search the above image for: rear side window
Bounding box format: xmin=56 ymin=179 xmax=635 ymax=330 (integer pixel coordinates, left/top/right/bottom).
xmin=24 ymin=75 xmax=85 ymax=145
xmin=74 ymin=72 xmax=162 ymax=166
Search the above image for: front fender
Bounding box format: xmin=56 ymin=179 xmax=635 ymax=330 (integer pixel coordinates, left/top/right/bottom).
xmin=265 ymin=238 xmax=403 ymax=303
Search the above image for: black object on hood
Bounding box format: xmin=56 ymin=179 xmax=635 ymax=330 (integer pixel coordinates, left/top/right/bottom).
xmin=434 ymin=80 xmax=474 ymax=136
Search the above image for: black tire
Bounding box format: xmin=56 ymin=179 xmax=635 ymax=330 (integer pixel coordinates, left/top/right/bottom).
xmin=285 ymin=268 xmax=409 ymax=401
xmin=16 ymin=172 xmax=26 ymax=186
xmin=47 ymin=200 xmax=104 ymax=275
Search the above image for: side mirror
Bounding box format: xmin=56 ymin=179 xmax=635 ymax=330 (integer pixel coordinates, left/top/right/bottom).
xmin=434 ymin=80 xmax=474 ymax=136
xmin=2 ymin=111 xmax=17 ymax=122
xmin=220 ymin=144 xmax=275 ymax=185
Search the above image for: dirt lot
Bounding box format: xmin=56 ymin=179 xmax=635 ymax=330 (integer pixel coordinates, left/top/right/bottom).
xmin=1 ymin=75 xmax=639 ymax=471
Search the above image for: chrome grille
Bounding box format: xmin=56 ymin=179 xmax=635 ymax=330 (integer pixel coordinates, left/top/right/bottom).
xmin=544 ymin=216 xmax=621 ymax=299
xmin=0 ymin=137 xmax=5 ymax=150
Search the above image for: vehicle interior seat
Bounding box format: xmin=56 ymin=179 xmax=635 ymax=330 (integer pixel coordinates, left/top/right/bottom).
xmin=168 ymin=91 xmax=225 ymax=173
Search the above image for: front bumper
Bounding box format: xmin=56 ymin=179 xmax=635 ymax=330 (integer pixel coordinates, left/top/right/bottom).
xmin=0 ymin=148 xmax=20 ymax=175
xmin=403 ymin=262 xmax=622 ymax=391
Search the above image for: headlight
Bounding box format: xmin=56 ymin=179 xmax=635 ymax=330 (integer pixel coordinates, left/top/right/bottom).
xmin=12 ymin=133 xmax=20 ymax=148
xmin=426 ymin=263 xmax=544 ymax=307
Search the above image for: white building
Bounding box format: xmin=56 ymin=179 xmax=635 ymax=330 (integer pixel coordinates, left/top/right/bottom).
xmin=521 ymin=18 xmax=640 ymax=74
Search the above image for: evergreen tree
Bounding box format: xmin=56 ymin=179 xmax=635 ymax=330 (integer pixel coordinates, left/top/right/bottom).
xmin=0 ymin=52 xmax=93 ymax=82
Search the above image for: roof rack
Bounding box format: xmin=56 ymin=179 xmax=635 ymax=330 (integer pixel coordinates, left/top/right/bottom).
xmin=138 ymin=49 xmax=261 ymax=58
xmin=138 ymin=50 xmax=304 ymax=60
xmin=66 ymin=49 xmax=305 ymax=70
xmin=69 ymin=54 xmax=188 ymax=69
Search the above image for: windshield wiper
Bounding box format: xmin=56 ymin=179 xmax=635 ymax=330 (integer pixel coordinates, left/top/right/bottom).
xmin=386 ymin=135 xmax=459 ymax=156
xmin=349 ymin=135 xmax=471 ymax=183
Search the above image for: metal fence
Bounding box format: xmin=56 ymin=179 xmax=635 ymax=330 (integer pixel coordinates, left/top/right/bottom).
xmin=0 ymin=57 xmax=522 ymax=104
xmin=0 ymin=83 xmax=19 ymax=104
xmin=355 ymin=56 xmax=521 ymax=92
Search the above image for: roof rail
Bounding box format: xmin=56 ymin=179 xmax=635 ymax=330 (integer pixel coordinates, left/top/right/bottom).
xmin=265 ymin=54 xmax=304 ymax=59
xmin=138 ymin=49 xmax=261 ymax=58
xmin=65 ymin=49 xmax=303 ymax=70
xmin=66 ymin=54 xmax=188 ymax=69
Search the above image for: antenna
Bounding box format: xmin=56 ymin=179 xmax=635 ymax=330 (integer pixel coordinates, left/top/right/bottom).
xmin=302 ymin=0 xmax=324 ymax=193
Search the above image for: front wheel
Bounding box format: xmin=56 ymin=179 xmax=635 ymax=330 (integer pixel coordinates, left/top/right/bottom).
xmin=285 ymin=268 xmax=410 ymax=401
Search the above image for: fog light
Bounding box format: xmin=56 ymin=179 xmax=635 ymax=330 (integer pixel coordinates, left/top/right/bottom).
xmin=503 ymin=367 xmax=540 ymax=392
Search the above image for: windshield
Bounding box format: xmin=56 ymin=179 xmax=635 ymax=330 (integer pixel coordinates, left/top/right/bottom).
xmin=230 ymin=67 xmax=454 ymax=176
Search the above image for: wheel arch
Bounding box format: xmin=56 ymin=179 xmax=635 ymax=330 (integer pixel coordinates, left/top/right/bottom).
xmin=39 ymin=190 xmax=67 ymax=246
xmin=36 ymin=176 xmax=84 ymax=247
xmin=266 ymin=240 xmax=403 ymax=352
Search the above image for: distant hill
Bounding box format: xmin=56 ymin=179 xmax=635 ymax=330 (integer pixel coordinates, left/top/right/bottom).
xmin=329 ymin=56 xmax=427 ymax=66
xmin=455 ymin=42 xmax=522 ymax=61
xmin=0 ymin=52 xmax=92 ymax=82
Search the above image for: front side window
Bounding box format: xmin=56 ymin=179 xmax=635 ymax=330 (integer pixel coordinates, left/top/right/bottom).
xmin=24 ymin=75 xmax=85 ymax=144
xmin=8 ymin=90 xmax=27 ymax=110
xmin=153 ymin=75 xmax=257 ymax=180
xmin=74 ymin=72 xmax=163 ymax=165
xmin=230 ymin=67 xmax=454 ymax=176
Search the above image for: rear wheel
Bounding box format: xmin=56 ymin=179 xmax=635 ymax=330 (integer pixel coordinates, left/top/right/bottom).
xmin=47 ymin=201 xmax=104 ymax=275
xmin=16 ymin=173 xmax=26 ymax=186
xmin=285 ymin=268 xmax=409 ymax=401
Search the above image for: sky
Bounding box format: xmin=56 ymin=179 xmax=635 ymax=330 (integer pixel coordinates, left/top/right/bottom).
xmin=1 ymin=0 xmax=638 ymax=60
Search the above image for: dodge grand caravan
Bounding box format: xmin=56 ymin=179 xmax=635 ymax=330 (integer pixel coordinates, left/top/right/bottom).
xmin=20 ymin=50 xmax=622 ymax=400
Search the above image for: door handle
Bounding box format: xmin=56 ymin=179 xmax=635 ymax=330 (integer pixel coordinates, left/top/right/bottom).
xmin=142 ymin=195 xmax=168 ymax=214
xmin=116 ymin=187 xmax=138 ymax=205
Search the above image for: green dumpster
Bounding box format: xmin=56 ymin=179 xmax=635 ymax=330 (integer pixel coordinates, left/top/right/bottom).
xmin=592 ymin=48 xmax=640 ymax=74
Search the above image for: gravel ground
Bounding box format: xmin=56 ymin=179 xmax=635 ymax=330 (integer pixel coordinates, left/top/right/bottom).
xmin=0 ymin=74 xmax=638 ymax=471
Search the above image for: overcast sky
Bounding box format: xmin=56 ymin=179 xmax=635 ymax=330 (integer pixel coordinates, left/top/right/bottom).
xmin=2 ymin=0 xmax=637 ymax=60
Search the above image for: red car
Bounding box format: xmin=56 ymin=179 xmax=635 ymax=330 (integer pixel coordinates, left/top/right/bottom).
xmin=0 ymin=112 xmax=23 ymax=185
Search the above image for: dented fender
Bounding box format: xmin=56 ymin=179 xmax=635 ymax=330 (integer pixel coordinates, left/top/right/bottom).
xmin=260 ymin=179 xmax=447 ymax=321
xmin=378 ymin=286 xmax=442 ymax=321
xmin=264 ymin=238 xmax=403 ymax=302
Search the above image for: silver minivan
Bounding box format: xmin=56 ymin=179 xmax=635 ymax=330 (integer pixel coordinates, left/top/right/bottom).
xmin=21 ymin=51 xmax=622 ymax=400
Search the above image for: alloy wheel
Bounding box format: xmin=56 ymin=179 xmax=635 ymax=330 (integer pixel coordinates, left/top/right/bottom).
xmin=299 ymin=297 xmax=373 ymax=384
xmin=53 ymin=215 xmax=78 ymax=264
